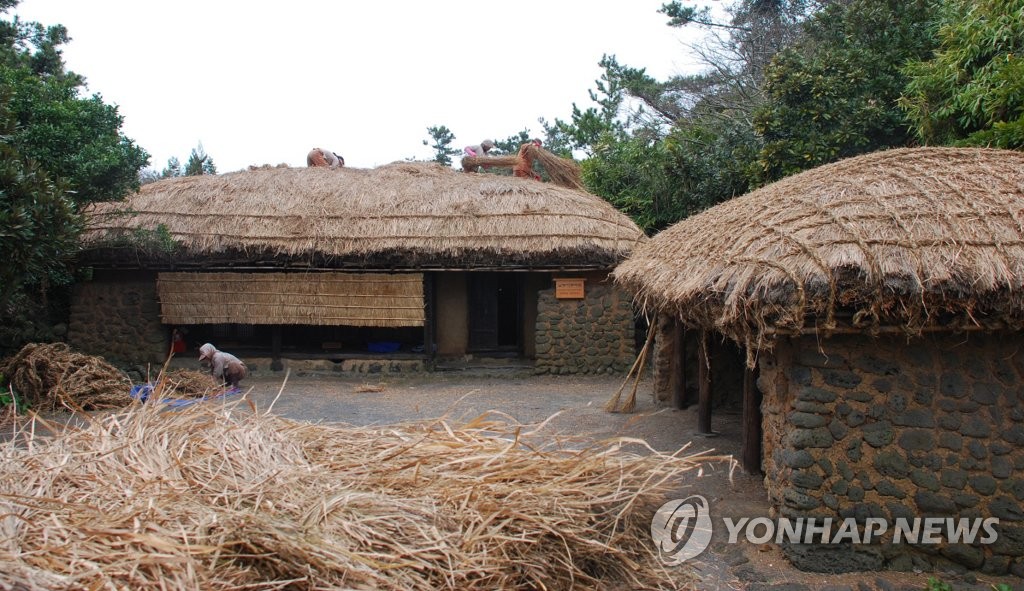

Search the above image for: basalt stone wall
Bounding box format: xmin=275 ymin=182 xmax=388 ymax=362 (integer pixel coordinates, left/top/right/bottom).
xmin=759 ymin=332 xmax=1024 ymax=575
xmin=534 ymin=280 xmax=635 ymax=375
xmin=68 ymin=274 xmax=167 ymax=367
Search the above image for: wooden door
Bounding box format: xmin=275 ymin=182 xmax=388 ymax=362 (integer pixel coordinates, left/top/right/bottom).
xmin=468 ymin=273 xmax=521 ymax=353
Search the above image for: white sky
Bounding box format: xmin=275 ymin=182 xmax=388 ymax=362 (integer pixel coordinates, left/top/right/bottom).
xmin=14 ymin=0 xmax=708 ymax=173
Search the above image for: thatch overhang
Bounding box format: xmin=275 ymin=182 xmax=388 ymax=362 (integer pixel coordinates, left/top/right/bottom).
xmin=80 ymin=162 xmax=646 ymax=271
xmin=614 ymin=147 xmax=1024 ymax=351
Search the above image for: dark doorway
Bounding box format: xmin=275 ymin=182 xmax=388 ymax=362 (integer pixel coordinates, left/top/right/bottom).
xmin=468 ymin=273 xmax=522 ymax=354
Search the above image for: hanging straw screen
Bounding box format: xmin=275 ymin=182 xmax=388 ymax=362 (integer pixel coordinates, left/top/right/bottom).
xmin=157 ymin=272 xmax=424 ymax=327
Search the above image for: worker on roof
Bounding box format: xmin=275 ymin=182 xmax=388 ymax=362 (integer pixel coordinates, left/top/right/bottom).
xmin=307 ymin=147 xmax=344 ymax=168
xmin=464 ymin=139 xmax=496 ymax=158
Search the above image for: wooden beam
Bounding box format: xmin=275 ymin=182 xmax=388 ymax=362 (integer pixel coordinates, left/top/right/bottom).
xmin=697 ymin=329 xmax=713 ymax=435
xmin=270 ymin=326 xmax=283 ymax=371
xmin=670 ymin=320 xmax=686 ymax=409
xmin=423 ymin=272 xmax=437 ymax=370
xmin=742 ymin=363 xmax=762 ymax=474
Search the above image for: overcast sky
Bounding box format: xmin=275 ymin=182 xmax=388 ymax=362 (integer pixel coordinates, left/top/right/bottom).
xmin=14 ymin=1 xmax=709 ymax=173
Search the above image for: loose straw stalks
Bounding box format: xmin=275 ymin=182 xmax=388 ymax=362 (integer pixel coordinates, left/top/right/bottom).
xmin=0 ymin=398 xmax=716 ymax=590
xmin=604 ymin=323 xmax=655 ymax=414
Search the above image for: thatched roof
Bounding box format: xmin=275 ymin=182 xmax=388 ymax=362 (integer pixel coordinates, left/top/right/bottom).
xmin=82 ymin=162 xmax=645 ymax=270
xmin=614 ymin=147 xmax=1024 ymax=349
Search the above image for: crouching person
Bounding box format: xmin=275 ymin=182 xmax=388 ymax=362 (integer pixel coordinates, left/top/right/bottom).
xmin=198 ymin=343 xmax=247 ymax=389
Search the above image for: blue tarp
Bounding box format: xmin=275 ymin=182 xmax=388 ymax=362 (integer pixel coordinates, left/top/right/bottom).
xmin=130 ymin=384 xmax=243 ymax=408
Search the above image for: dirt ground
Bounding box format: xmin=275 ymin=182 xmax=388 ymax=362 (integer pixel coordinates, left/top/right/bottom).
xmin=221 ymin=370 xmax=1022 ymax=591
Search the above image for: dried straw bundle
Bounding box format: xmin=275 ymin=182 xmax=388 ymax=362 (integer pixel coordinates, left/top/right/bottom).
xmin=461 ymin=154 xmax=519 ymax=171
xmin=0 ymin=402 xmax=720 ymax=590
xmin=463 ymin=146 xmax=584 ymax=191
xmin=524 ymin=144 xmax=585 ymax=191
xmin=159 ymin=368 xmax=220 ymax=398
xmin=0 ymin=343 xmax=131 ymax=411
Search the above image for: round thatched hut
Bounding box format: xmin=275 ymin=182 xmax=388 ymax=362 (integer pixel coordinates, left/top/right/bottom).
xmin=615 ymin=147 xmax=1024 ymax=575
xmin=74 ymin=162 xmax=645 ymax=374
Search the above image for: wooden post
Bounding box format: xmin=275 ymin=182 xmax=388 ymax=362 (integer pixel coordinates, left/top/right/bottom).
xmin=742 ymin=363 xmax=762 ymax=474
xmin=670 ymin=320 xmax=686 ymax=409
xmin=270 ymin=325 xmax=283 ymax=371
xmin=423 ymin=272 xmax=436 ymax=370
xmin=697 ymin=330 xmax=713 ymax=435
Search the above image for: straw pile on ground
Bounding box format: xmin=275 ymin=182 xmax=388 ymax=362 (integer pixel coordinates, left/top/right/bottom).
xmin=0 ymin=342 xmax=130 ymax=411
xmin=0 ymin=401 xmax=717 ymax=590
xmin=159 ymin=368 xmax=220 ymax=398
xmin=615 ymin=147 xmax=1024 ymax=354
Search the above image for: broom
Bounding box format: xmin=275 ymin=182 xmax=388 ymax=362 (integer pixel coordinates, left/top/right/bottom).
xmin=604 ymin=323 xmax=655 ymax=413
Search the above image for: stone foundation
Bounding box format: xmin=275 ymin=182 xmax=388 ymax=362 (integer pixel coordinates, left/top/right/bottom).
xmin=759 ymin=332 xmax=1024 ymax=575
xmin=68 ymin=273 xmax=168 ymax=367
xmin=534 ymin=280 xmax=635 ymax=375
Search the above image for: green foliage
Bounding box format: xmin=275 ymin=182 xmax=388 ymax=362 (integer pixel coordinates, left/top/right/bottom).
xmin=2 ymin=72 xmax=149 ymax=204
xmin=0 ymin=2 xmax=149 ymax=207
xmin=184 ymin=142 xmax=216 ymax=176
xmin=665 ymin=115 xmax=761 ymax=215
xmin=925 ymin=578 xmax=953 ymax=591
xmin=540 ymin=55 xmax=630 ymax=156
xmin=494 ymin=129 xmax=534 ymax=156
xmin=581 ymin=134 xmax=674 ymax=233
xmin=0 ymin=372 xmax=29 ymax=413
xmin=161 ymin=156 xmax=182 ymax=178
xmin=89 ymin=222 xmax=178 ymax=257
xmin=423 ymin=125 xmax=458 ymax=166
xmin=154 ymin=144 xmax=216 ymax=179
xmin=0 ymin=1 xmax=148 ymax=349
xmin=0 ymin=100 xmax=79 ymax=309
xmin=900 ymin=0 xmax=1024 ymax=149
xmin=132 ymin=223 xmax=177 ymax=254
xmin=659 ymin=1 xmax=714 ymax=28
xmin=752 ymin=0 xmax=937 ymax=183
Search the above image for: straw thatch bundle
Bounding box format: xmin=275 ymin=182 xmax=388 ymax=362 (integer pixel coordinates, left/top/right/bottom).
xmin=159 ymin=368 xmax=220 ymax=398
xmin=460 ymin=154 xmax=520 ymax=170
xmin=83 ymin=162 xmax=644 ymax=269
xmin=0 ymin=401 xmax=719 ymax=590
xmin=461 ymin=144 xmax=585 ymax=191
xmin=0 ymin=343 xmax=131 ymax=411
xmin=524 ymin=144 xmax=585 ymax=191
xmin=615 ymin=148 xmax=1024 ymax=353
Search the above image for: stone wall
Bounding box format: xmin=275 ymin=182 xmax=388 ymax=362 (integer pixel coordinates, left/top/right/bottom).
xmin=759 ymin=332 xmax=1024 ymax=575
xmin=68 ymin=274 xmax=168 ymax=368
xmin=534 ymin=278 xmax=635 ymax=374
